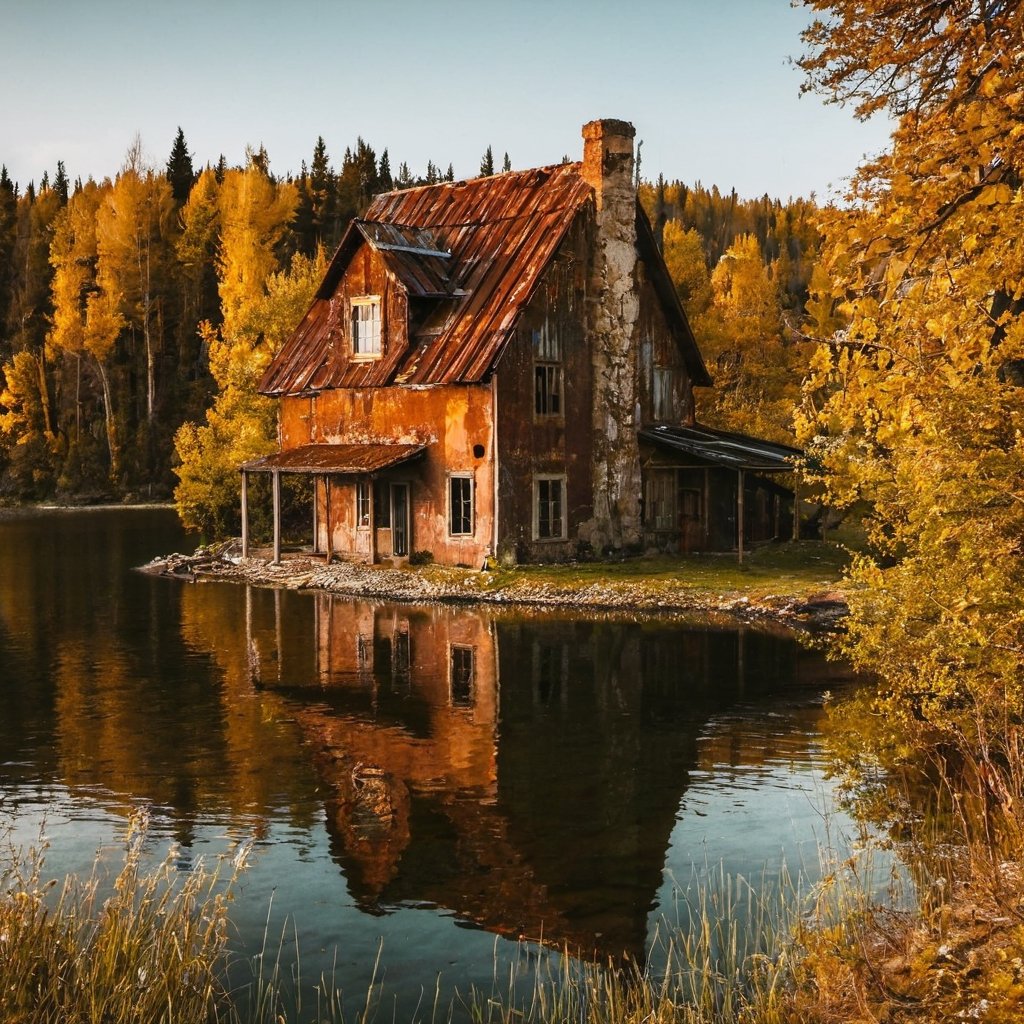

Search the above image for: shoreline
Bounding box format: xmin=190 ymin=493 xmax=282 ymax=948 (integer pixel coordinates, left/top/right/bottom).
xmin=141 ymin=545 xmax=850 ymax=632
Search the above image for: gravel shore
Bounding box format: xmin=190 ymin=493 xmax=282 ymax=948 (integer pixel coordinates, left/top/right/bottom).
xmin=141 ymin=545 xmax=849 ymax=631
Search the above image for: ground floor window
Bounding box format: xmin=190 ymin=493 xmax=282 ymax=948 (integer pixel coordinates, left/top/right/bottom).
xmin=449 ymin=474 xmax=473 ymax=536
xmin=534 ymin=475 xmax=566 ymax=540
xmin=356 ymin=479 xmax=371 ymax=529
xmin=374 ymin=480 xmax=390 ymax=528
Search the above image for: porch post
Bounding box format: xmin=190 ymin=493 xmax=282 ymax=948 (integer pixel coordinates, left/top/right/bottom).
xmin=272 ymin=469 xmax=282 ymax=565
xmin=737 ymin=469 xmax=745 ymax=564
xmin=792 ymin=476 xmax=800 ymax=542
xmin=703 ymin=468 xmax=710 ymax=547
xmin=240 ymin=470 xmax=250 ymax=558
xmin=312 ymin=476 xmax=319 ymax=553
xmin=324 ymin=475 xmax=333 ymax=563
xmin=368 ymin=475 xmax=377 ymax=564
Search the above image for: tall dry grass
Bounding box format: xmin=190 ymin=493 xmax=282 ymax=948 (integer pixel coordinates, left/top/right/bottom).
xmin=0 ymin=810 xmax=248 ymax=1024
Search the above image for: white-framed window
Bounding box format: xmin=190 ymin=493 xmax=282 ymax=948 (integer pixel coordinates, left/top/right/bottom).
xmin=534 ymin=474 xmax=566 ymax=540
xmin=450 ymin=644 xmax=475 ymax=707
xmin=351 ymin=296 xmax=381 ymax=357
xmin=449 ymin=474 xmax=474 ymax=536
xmin=355 ymin=479 xmax=371 ymax=529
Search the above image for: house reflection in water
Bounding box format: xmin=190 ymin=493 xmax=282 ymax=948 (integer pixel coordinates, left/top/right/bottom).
xmin=258 ymin=595 xmax=821 ymax=961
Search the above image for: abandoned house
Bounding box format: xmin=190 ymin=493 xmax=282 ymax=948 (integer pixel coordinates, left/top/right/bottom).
xmin=242 ymin=118 xmax=800 ymax=566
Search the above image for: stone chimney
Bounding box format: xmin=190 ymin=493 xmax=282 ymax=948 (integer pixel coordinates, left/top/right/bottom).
xmin=580 ymin=119 xmax=642 ymax=552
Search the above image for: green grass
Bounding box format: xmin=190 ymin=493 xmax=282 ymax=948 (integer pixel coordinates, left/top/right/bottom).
xmin=417 ymin=541 xmax=850 ymax=606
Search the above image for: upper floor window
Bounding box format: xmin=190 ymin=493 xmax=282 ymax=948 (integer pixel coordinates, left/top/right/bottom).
xmin=533 ymin=325 xmax=563 ymax=418
xmin=535 ymin=364 xmax=563 ymax=417
xmin=351 ymin=296 xmax=381 ymax=358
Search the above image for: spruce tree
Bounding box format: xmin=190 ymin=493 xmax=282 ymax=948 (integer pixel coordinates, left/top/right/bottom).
xmin=378 ymin=149 xmax=393 ymax=192
xmin=502 ymin=151 xmax=511 ymax=173
xmin=53 ymin=161 xmax=69 ymax=205
xmin=0 ymin=166 xmax=17 ymax=339
xmin=479 ymin=145 xmax=494 ymax=177
xmin=166 ymin=127 xmax=196 ymax=204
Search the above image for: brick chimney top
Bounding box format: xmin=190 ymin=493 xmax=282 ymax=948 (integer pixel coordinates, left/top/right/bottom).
xmin=581 ymin=119 xmax=636 ymax=210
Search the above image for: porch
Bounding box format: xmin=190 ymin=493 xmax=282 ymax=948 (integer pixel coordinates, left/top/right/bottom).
xmin=239 ymin=442 xmax=426 ymax=565
xmin=639 ymin=424 xmax=803 ymax=562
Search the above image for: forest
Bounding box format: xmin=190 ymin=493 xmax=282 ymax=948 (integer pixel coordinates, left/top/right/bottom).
xmin=0 ymin=130 xmax=825 ymax=529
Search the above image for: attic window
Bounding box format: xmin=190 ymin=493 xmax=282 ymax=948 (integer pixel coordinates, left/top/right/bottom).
xmin=351 ymin=296 xmax=381 ymax=358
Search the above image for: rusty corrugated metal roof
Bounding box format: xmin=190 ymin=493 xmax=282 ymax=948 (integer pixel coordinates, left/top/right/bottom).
xmin=261 ymin=164 xmax=592 ymax=395
xmin=640 ymin=425 xmax=801 ymax=471
xmin=241 ymin=442 xmax=426 ymax=474
xmin=260 ymin=161 xmax=711 ymax=396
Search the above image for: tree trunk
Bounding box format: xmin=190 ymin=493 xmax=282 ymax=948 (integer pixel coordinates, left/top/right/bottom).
xmin=95 ymin=359 xmax=120 ymax=483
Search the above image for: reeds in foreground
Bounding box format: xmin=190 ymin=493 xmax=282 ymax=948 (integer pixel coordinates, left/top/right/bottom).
xmin=0 ymin=810 xmax=247 ymax=1024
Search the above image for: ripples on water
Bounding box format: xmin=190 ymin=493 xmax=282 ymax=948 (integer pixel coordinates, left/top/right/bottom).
xmin=0 ymin=507 xmax=861 ymax=1012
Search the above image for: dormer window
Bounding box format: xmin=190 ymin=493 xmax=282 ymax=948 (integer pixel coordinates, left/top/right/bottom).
xmin=351 ymin=296 xmax=381 ymax=358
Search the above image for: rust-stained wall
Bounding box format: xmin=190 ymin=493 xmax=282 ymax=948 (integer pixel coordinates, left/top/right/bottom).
xmin=494 ymin=217 xmax=593 ymax=562
xmin=281 ymin=385 xmax=494 ymax=566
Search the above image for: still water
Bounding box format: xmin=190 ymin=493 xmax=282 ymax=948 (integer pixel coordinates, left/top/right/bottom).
xmin=0 ymin=507 xmax=857 ymax=1010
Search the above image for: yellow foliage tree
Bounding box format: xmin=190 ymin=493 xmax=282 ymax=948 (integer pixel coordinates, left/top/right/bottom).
xmin=797 ymin=0 xmax=1024 ymax=752
xmin=48 ymin=180 xmax=127 ymax=481
xmin=696 ymin=234 xmax=803 ymax=442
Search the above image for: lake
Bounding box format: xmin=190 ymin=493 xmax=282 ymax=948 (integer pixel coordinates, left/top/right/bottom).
xmin=0 ymin=507 xmax=858 ymax=1015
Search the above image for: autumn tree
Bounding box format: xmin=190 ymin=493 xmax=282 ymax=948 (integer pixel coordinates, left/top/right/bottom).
xmin=48 ymin=179 xmax=125 ymax=482
xmin=173 ymin=157 xmax=301 ymax=535
xmin=796 ymin=0 xmax=1024 ymax=753
xmin=696 ymin=234 xmax=805 ymax=442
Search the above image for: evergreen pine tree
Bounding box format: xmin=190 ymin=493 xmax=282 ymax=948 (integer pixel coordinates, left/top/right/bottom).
xmin=444 ymin=163 xmax=455 ymax=182
xmin=502 ymin=151 xmax=511 ymax=173
xmin=309 ymin=136 xmax=334 ymax=245
xmin=0 ymin=166 xmax=17 ymax=338
xmin=378 ymin=149 xmax=393 ymax=191
xmin=166 ymin=127 xmax=196 ymax=204
xmin=53 ymin=161 xmax=69 ymax=205
xmin=479 ymin=145 xmax=494 ymax=177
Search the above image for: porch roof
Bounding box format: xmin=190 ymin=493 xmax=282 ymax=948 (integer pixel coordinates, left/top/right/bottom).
xmin=640 ymin=424 xmax=801 ymax=472
xmin=241 ymin=442 xmax=427 ymax=475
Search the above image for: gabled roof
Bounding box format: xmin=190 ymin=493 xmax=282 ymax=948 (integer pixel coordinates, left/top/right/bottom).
xmin=260 ymin=163 xmax=709 ymax=396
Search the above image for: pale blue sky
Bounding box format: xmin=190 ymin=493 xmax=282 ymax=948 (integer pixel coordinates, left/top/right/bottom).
xmin=1 ymin=0 xmax=892 ymax=200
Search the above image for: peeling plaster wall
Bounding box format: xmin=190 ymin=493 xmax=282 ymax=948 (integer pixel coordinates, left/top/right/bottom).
xmin=579 ymin=119 xmax=642 ymax=552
